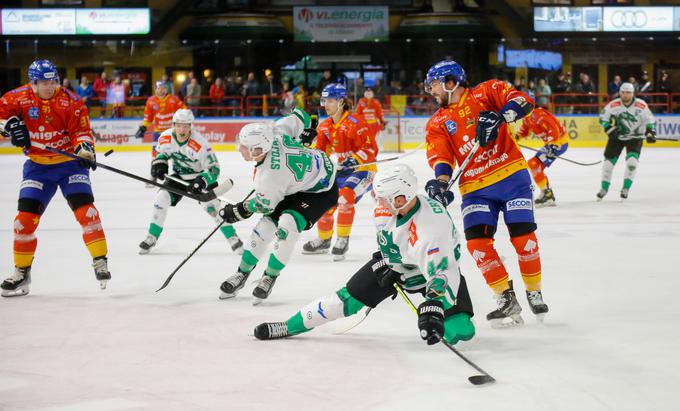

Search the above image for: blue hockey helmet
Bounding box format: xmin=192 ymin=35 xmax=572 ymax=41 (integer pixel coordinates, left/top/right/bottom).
xmin=424 ymin=60 xmax=466 ymax=92
xmin=28 ymin=59 xmax=59 ymax=83
xmin=321 ymin=83 xmax=348 ymax=100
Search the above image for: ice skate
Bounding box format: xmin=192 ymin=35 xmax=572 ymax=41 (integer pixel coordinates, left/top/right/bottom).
xmin=228 ymin=235 xmax=244 ymax=255
xmin=138 ymin=235 xmax=157 ymax=254
xmin=1 ymin=266 xmax=31 ymax=297
xmin=252 ymin=274 xmax=278 ymax=305
xmin=92 ymin=256 xmax=111 ymax=290
xmin=302 ymin=238 xmax=331 ymax=254
xmin=596 ymin=188 xmax=608 ymax=201
xmin=487 ymin=281 xmax=524 ymax=328
xmin=535 ymin=188 xmax=556 ymax=208
xmin=254 ymin=322 xmax=290 ymax=340
xmin=219 ymin=270 xmax=250 ymax=299
xmin=331 ymin=237 xmax=349 ymax=262
xmin=526 ymin=290 xmax=549 ymax=324
xmin=620 ymin=188 xmax=629 ymax=200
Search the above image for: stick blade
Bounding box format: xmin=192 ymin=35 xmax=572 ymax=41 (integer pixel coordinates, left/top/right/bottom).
xmin=468 ymin=375 xmax=496 ymax=386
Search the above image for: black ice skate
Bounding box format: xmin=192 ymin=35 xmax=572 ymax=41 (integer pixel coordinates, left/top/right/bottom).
xmin=302 ymin=238 xmax=331 ymax=254
xmin=526 ymin=290 xmax=549 ymax=323
xmin=1 ymin=266 xmax=32 ymax=297
xmin=228 ymin=235 xmax=244 ymax=255
xmin=331 ymin=237 xmax=349 ymax=262
xmin=138 ymin=235 xmax=157 ymax=255
xmin=219 ymin=270 xmax=250 ymax=299
xmin=596 ymin=188 xmax=608 ymax=201
xmin=535 ymin=188 xmax=556 ymax=208
xmin=487 ymin=281 xmax=524 ymax=328
xmin=93 ymin=256 xmax=111 ymax=290
xmin=254 ymin=322 xmax=290 ymax=340
xmin=620 ymin=188 xmax=629 ymax=200
xmin=252 ymin=274 xmax=278 ymax=305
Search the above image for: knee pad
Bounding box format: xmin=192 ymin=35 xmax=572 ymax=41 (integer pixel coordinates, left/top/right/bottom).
xmin=275 ymin=213 xmax=302 ymax=242
xmin=510 ymin=232 xmax=541 ymax=266
xmin=66 ymin=193 xmax=95 ymax=211
xmin=338 ymin=187 xmax=356 ymax=212
xmin=248 ymin=217 xmax=277 ymax=251
xmin=73 ymin=204 xmax=103 ymax=227
xmin=626 ymin=156 xmax=638 ymax=172
xmin=299 ymin=292 xmax=347 ymax=329
xmin=14 ymin=211 xmax=40 ymax=238
xmin=528 ymin=156 xmax=544 ymax=173
xmin=18 ymin=198 xmax=45 ymax=215
xmin=464 ymin=224 xmax=496 ymax=240
xmin=507 ymin=222 xmax=537 ymax=237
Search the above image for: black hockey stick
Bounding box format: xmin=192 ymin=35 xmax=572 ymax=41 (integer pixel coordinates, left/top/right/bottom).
xmin=655 ymin=137 xmax=680 ymax=142
xmin=393 ymin=283 xmax=496 ymax=386
xmin=31 ymin=142 xmax=216 ymax=202
xmin=518 ymin=144 xmax=602 ymax=166
xmin=156 ymin=189 xmax=255 ymax=292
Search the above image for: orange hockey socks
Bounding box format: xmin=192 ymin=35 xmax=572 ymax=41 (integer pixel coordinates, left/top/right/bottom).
xmin=466 ymin=237 xmax=510 ymax=294
xmin=317 ymin=208 xmax=336 ymax=240
xmin=510 ymin=232 xmax=542 ymax=291
xmin=73 ymin=204 xmax=108 ymax=258
xmin=528 ymin=157 xmax=549 ymax=191
xmin=336 ymin=187 xmax=356 ymax=238
xmin=13 ymin=211 xmax=40 ymax=268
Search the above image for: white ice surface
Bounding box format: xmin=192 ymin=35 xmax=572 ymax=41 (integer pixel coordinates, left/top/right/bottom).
xmin=1 ymin=148 xmax=679 ymax=411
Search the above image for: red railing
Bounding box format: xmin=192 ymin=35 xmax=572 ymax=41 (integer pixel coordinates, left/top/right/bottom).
xmin=551 ymin=92 xmax=674 ymax=113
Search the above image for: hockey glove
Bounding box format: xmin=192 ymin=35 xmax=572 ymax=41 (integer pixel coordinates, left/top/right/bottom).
xmin=339 ymin=157 xmax=360 ymax=174
xmin=299 ymin=128 xmax=317 ymax=147
xmin=425 ymin=178 xmax=454 ymax=207
xmin=74 ymin=142 xmax=97 ymax=170
xmin=605 ymin=126 xmax=620 ymax=140
xmin=220 ymin=202 xmax=253 ymax=224
xmin=545 ymin=144 xmax=559 ymax=160
xmin=5 ymin=116 xmax=30 ymax=148
xmin=135 ymin=125 xmax=147 ymax=139
xmin=371 ymin=257 xmax=401 ymax=289
xmin=418 ymin=300 xmax=445 ymax=345
xmin=645 ymin=129 xmax=657 ymax=144
xmin=150 ymin=158 xmax=168 ymax=179
xmin=476 ymin=111 xmax=503 ymax=148
xmin=189 ymin=175 xmax=208 ymax=194
xmin=380 ymin=121 xmax=387 ymax=131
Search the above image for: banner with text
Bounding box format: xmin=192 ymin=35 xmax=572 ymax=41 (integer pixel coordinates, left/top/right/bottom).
xmin=293 ymin=6 xmax=388 ymax=42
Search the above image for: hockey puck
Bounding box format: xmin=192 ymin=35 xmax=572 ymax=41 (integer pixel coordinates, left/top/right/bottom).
xmin=104 ymin=149 xmax=114 ymax=157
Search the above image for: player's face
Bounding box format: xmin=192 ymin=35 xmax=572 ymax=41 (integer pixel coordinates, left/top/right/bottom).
xmin=155 ymin=85 xmax=168 ymax=98
xmin=427 ymin=79 xmax=459 ymax=107
xmin=364 ymin=90 xmax=374 ymax=100
xmin=322 ymin=97 xmax=342 ymax=117
xmin=33 ymin=79 xmax=58 ymax=100
xmin=376 ymin=194 xmax=408 ymax=215
xmin=174 ymin=123 xmax=191 ymax=142
xmin=239 ymin=144 xmax=265 ymax=162
xmin=620 ymin=90 xmax=634 ymax=104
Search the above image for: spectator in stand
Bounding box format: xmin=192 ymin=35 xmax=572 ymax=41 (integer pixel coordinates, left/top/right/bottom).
xmin=317 ymin=70 xmax=334 ymax=95
xmin=373 ymin=79 xmax=387 ymax=102
xmin=657 ymin=70 xmax=671 ymax=93
xmin=162 ymin=73 xmax=175 ymax=96
xmin=107 ymin=74 xmax=127 ymax=118
xmin=225 ymin=76 xmax=241 ymax=116
xmin=628 ymin=76 xmax=640 ymax=93
xmin=280 ymin=82 xmax=295 ymax=114
xmin=263 ymin=71 xmax=279 ymax=115
xmin=535 ymin=78 xmax=552 ymax=109
xmin=62 ymin=78 xmax=75 ymax=93
xmin=244 ymin=72 xmax=261 ymax=116
xmin=180 ymin=71 xmax=194 ymax=100
xmin=210 ymin=77 xmax=226 ymax=116
xmin=608 ymin=75 xmax=622 ymax=99
xmin=353 ymin=77 xmax=365 ymax=101
xmin=92 ymin=71 xmax=109 ymax=118
xmin=553 ymin=71 xmax=572 ymax=114
xmin=639 ymin=71 xmax=652 ymax=93
xmin=527 ymin=79 xmax=537 ymax=101
xmin=76 ymin=76 xmax=94 ymax=107
xmin=575 ymin=73 xmax=595 ymax=114
xmin=186 ymin=77 xmax=202 ymax=116
xmin=293 ymin=84 xmax=306 ymax=110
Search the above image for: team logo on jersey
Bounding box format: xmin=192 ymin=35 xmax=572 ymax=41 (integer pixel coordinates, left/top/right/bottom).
xmin=408 ymin=221 xmax=418 ymax=246
xmin=28 ymin=107 xmax=39 ymax=119
xmin=444 ymin=120 xmax=457 ymax=135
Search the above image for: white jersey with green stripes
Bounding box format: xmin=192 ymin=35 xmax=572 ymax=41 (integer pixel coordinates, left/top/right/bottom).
xmin=156 ymin=128 xmax=220 ymax=184
xmin=599 ymin=97 xmax=655 ymax=141
xmin=273 ymin=107 xmax=311 ymax=142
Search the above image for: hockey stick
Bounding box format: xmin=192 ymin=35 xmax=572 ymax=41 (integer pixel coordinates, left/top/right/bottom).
xmin=446 ymin=141 xmax=480 ymax=192
xmin=518 ymin=144 xmax=601 ymax=166
xmin=156 ymin=189 xmax=255 ymax=292
xmin=164 ymin=175 xmax=235 ymax=198
xmin=30 ymin=141 xmax=216 ymax=202
xmin=347 ymin=142 xmax=427 ymax=169
xmin=393 ymin=283 xmax=496 ymax=386
xmin=655 ymin=137 xmax=680 ymax=142
xmin=332 ymin=307 xmax=372 ymax=335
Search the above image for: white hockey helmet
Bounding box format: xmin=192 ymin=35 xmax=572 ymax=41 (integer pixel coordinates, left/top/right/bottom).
xmin=238 ymin=122 xmax=274 ymax=155
xmin=619 ymin=82 xmax=635 ymax=94
xmin=172 ymin=108 xmax=194 ymax=125
xmin=373 ymin=164 xmax=418 ymax=212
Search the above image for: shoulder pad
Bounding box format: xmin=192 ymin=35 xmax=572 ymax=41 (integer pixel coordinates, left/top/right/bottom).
xmin=610 ymin=101 xmax=622 ymax=108
xmin=188 ymin=139 xmax=202 ymax=152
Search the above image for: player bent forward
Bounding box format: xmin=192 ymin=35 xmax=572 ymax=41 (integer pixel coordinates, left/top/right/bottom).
xmin=255 ymin=164 xmax=475 ymax=346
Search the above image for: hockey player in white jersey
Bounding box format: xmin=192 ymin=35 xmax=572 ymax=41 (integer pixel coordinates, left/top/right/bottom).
xmin=138 ymin=109 xmax=244 ymax=254
xmin=254 ymin=164 xmax=475 ymax=345
xmin=597 ymin=82 xmax=656 ymax=200
xmin=218 ymin=120 xmax=338 ymax=304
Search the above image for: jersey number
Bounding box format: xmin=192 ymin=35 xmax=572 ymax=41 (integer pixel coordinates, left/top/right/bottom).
xmin=286 ymin=152 xmax=313 ymax=181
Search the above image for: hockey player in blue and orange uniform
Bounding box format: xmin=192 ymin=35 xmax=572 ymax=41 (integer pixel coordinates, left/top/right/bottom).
xmin=0 ymin=59 xmax=111 ymax=297
xmin=423 ymin=60 xmax=548 ymax=326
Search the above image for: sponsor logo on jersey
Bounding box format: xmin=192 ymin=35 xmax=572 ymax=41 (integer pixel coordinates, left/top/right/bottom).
xmin=68 ymin=174 xmax=91 ymax=185
xmin=471 ymin=249 xmax=486 ymax=261
xmin=427 ymin=247 xmax=440 ymax=255
xmin=445 ymin=120 xmax=457 ymax=135
xmin=506 ymin=198 xmax=533 ymax=211
xmin=408 ymin=221 xmax=418 ymax=246
xmin=20 ymin=179 xmax=43 ymax=190
xmin=458 ymin=140 xmax=476 ymax=156
xmin=28 ymin=107 xmax=39 ymax=119
xmin=462 ymin=203 xmax=490 ymax=218
xmin=317 ymin=302 xmax=327 ymax=319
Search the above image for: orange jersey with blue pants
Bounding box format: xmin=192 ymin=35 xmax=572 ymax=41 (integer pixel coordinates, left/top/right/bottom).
xmin=355 ymin=97 xmax=385 ymax=138
xmin=516 ymin=107 xmax=569 ymax=191
xmin=315 ymin=112 xmax=377 ymax=239
xmin=0 ymin=84 xmax=108 ymax=268
xmin=425 ymin=80 xmax=542 ymax=294
xmin=142 ymin=94 xmax=185 ymax=156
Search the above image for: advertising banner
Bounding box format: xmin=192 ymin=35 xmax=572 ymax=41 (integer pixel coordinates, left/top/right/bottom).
xmin=1 ymin=9 xmax=75 ymax=35
xmin=75 ymin=9 xmax=150 ymax=35
xmin=603 ymin=7 xmax=674 ymax=32
xmin=1 ymin=8 xmax=149 ymax=35
xmin=293 ymin=6 xmax=388 ymax=42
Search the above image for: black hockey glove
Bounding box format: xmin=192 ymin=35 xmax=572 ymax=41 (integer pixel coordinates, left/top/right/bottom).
xmin=5 ymin=116 xmax=30 ymax=148
xmin=605 ymin=126 xmax=620 ymax=140
xmin=418 ymin=300 xmax=445 ymax=345
xmin=339 ymin=156 xmax=360 ymax=173
xmin=299 ymin=128 xmax=317 ymax=147
xmin=189 ymin=175 xmax=208 ymax=194
xmin=150 ymin=158 xmax=168 ymax=179
xmin=220 ymin=202 xmax=253 ymax=224
xmin=425 ymin=178 xmax=454 ymax=207
xmin=371 ymin=257 xmax=401 ymax=289
xmin=645 ymin=129 xmax=657 ymax=144
xmin=545 ymin=144 xmax=559 ymax=160
xmin=476 ymin=110 xmax=503 ymax=148
xmin=135 ymin=125 xmax=147 ymax=139
xmin=74 ymin=142 xmax=97 ymax=170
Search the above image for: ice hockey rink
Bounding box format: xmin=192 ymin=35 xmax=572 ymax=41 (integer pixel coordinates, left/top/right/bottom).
xmin=1 ymin=147 xmax=678 ymax=411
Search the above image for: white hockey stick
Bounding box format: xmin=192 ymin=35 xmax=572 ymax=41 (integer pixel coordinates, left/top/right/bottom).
xmin=347 ymin=142 xmax=426 ymax=169
xmin=446 ymin=141 xmax=480 ymax=191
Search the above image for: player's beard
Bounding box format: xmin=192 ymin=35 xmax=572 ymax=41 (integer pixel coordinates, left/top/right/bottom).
xmin=437 ymin=92 xmax=450 ymax=108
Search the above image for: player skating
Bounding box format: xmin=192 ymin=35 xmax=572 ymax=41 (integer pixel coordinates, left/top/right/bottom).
xmin=301 ymin=83 xmax=378 ymax=261
xmin=218 ymin=119 xmax=338 ymax=304
xmin=423 ymin=60 xmax=548 ymax=327
xmin=515 ymin=107 xmax=569 ymax=207
xmin=0 ymin=59 xmax=110 ymax=296
xmin=597 ymin=82 xmax=656 ymax=200
xmin=138 ymin=109 xmax=243 ymax=255
xmin=254 ymin=164 xmax=475 ymax=345
xmin=355 ymin=87 xmax=386 ymax=141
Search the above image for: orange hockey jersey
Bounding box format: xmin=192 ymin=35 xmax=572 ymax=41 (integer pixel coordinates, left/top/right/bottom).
xmin=516 ymin=107 xmax=568 ymax=146
xmin=316 ymin=112 xmax=378 ymax=173
xmin=426 ymin=79 xmax=533 ymax=195
xmin=0 ymin=84 xmax=93 ymax=165
xmin=142 ymin=95 xmax=185 ymax=132
xmin=355 ymin=97 xmax=385 ymax=125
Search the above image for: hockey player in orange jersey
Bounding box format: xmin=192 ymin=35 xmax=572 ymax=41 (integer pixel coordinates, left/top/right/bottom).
xmin=301 ymin=83 xmax=378 ymax=261
xmin=0 ymin=59 xmax=111 ymax=297
xmin=355 ymin=88 xmax=386 ymax=140
xmin=423 ymin=60 xmax=548 ymax=327
xmin=135 ymin=80 xmax=185 ymax=159
xmin=515 ymin=106 xmax=569 ymax=207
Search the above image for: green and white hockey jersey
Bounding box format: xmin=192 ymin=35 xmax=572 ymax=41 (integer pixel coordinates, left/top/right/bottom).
xmin=375 ymin=195 xmax=463 ymax=309
xmin=600 ymin=97 xmax=655 ymax=140
xmin=156 ymin=128 xmax=220 ymax=184
xmin=273 ymin=107 xmax=311 ymax=142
